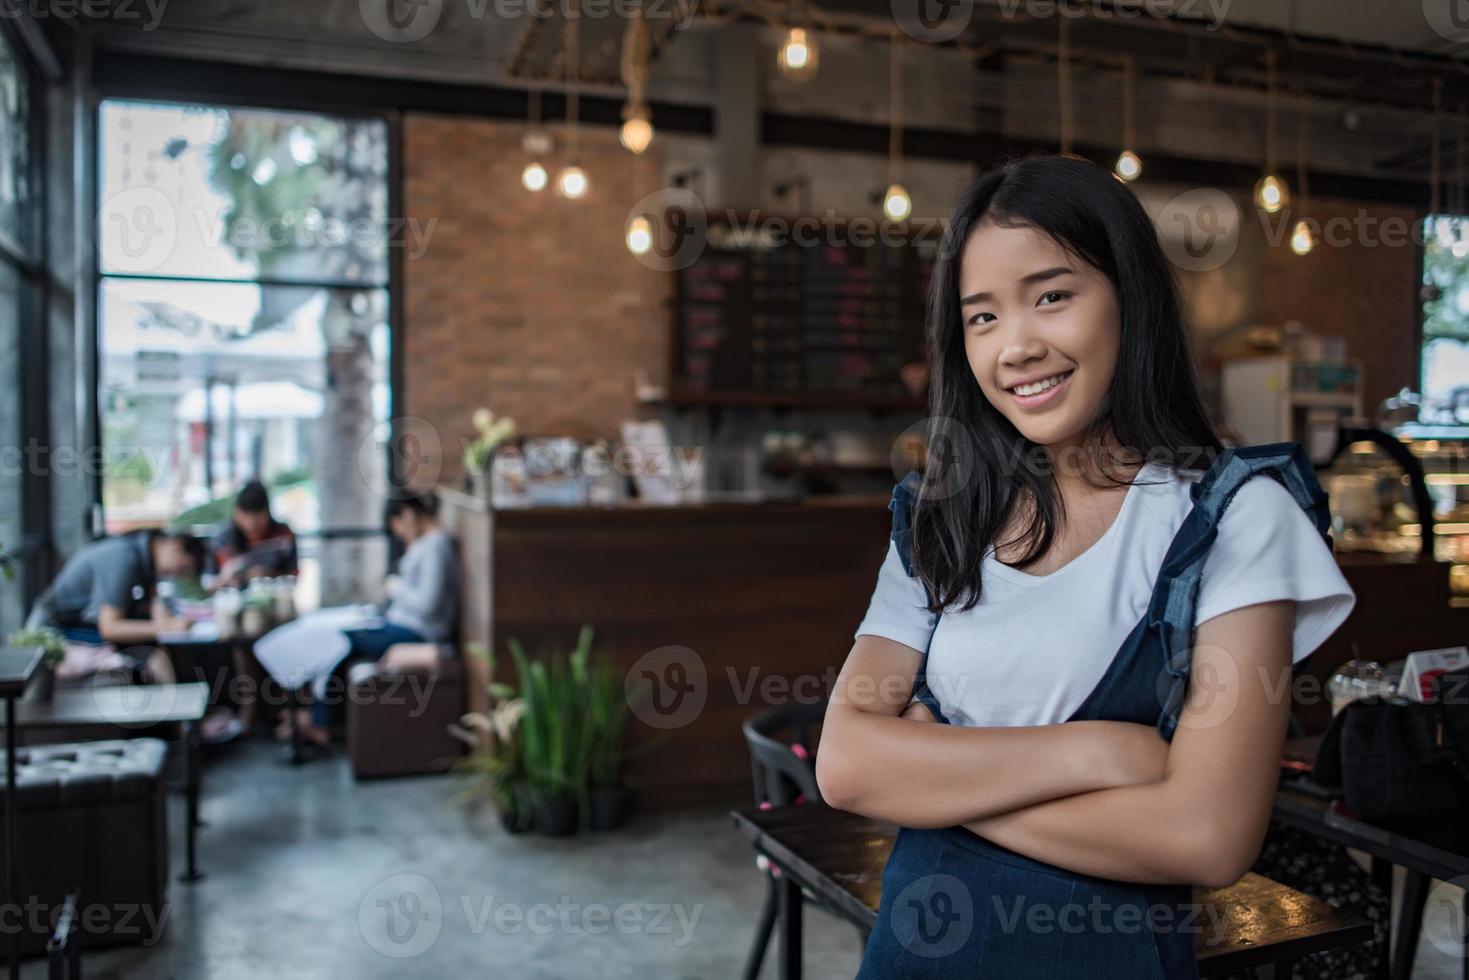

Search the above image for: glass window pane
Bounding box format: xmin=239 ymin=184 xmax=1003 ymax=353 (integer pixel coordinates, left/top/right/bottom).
xmin=0 ymin=31 xmax=32 ymax=254
xmin=0 ymin=262 xmax=22 ymax=632
xmin=99 ymin=100 xmax=389 ymax=285
xmin=100 ymin=278 xmax=392 ymax=608
xmin=1420 ymin=215 xmax=1469 ymax=424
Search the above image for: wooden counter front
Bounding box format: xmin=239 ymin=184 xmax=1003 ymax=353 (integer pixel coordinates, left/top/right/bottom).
xmin=438 ymin=487 xmax=894 ymax=806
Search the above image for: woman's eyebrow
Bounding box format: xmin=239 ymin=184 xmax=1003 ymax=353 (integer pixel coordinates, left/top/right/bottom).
xmin=959 ymin=265 xmax=1076 ymax=305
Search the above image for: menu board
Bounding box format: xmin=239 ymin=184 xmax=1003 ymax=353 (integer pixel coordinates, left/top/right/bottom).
xmin=671 ymin=224 xmax=935 ymax=404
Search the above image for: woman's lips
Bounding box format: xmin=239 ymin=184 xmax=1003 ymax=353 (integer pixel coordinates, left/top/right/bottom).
xmin=1007 ymin=369 xmax=1074 ymax=410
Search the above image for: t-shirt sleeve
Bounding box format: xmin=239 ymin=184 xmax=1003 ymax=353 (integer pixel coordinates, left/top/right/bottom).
xmin=90 ymin=552 xmax=140 ymax=619
xmin=1194 ymin=474 xmax=1356 ymax=665
xmin=853 ymin=539 xmax=940 ymax=655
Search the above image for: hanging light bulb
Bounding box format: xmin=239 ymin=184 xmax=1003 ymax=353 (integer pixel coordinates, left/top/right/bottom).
xmin=778 ymin=27 xmax=818 ymax=81
xmin=1114 ymin=58 xmax=1142 ymax=183
xmin=1254 ymin=173 xmax=1289 ymax=214
xmin=1289 ymin=219 xmax=1315 ymax=256
xmin=1114 ymin=150 xmax=1142 ymax=182
xmin=883 ymin=184 xmax=912 ymax=221
xmin=522 ymin=161 xmax=548 ymax=192
xmin=626 ymin=214 xmax=654 ymax=255
xmin=1255 ymin=50 xmax=1289 ymax=215
xmin=620 ymin=104 xmax=653 ymax=154
xmin=557 ymin=164 xmax=589 ymax=199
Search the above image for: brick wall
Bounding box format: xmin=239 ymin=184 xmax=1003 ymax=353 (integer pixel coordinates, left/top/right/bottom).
xmin=402 ymin=114 xmax=671 ymax=483
xmin=1258 ymin=196 xmax=1420 ymax=419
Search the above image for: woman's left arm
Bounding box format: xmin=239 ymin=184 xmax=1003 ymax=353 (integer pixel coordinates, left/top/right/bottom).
xmin=960 ymin=598 xmax=1295 ymax=888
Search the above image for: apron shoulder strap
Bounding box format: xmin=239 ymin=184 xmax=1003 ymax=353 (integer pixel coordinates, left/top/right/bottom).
xmin=1150 ymin=440 xmax=1334 ymax=740
xmin=887 ymin=471 xmax=950 ymax=723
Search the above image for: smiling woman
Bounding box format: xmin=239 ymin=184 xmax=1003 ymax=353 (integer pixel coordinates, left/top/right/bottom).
xmin=814 ymin=155 xmax=1357 ymax=979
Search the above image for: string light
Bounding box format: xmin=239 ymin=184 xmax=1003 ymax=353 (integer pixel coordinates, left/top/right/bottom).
xmin=1255 ymin=49 xmax=1290 ymax=214
xmin=883 ymin=34 xmax=910 ymax=223
xmin=1114 ymin=57 xmax=1142 ymax=182
xmin=557 ymin=7 xmax=591 ymax=201
xmin=1290 ymin=89 xmax=1315 ymax=256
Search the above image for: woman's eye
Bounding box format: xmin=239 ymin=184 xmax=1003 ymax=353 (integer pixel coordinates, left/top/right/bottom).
xmin=1038 ymin=290 xmax=1071 ymax=306
xmin=967 ymin=312 xmax=996 ymax=327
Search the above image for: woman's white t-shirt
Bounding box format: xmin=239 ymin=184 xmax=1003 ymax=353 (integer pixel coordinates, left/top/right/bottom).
xmin=853 ymin=461 xmax=1357 ymax=728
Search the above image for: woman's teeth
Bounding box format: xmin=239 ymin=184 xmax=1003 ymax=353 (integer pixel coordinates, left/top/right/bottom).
xmin=1010 ymin=371 xmax=1071 ymax=396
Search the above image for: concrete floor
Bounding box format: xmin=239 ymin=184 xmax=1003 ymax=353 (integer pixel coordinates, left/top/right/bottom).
xmin=53 ymin=739 xmax=863 ymax=980
xmin=31 ymin=739 xmax=1465 ymax=979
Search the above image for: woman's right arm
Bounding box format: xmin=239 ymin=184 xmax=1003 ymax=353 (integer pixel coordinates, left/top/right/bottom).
xmin=814 ymin=634 xmax=1169 ymax=828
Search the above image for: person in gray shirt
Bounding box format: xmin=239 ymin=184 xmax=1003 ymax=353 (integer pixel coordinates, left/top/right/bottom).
xmin=27 ymin=529 xmax=205 ymax=681
xmin=291 ymin=492 xmax=459 ymax=745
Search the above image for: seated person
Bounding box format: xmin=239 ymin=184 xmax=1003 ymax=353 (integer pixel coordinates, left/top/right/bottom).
xmin=254 ymin=492 xmax=459 ymax=747
xmin=26 ymin=529 xmax=206 ymax=683
xmin=208 ymin=480 xmax=298 ymax=590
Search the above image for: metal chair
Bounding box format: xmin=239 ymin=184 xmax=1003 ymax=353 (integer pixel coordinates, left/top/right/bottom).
xmin=741 ymin=701 xmax=858 ymax=980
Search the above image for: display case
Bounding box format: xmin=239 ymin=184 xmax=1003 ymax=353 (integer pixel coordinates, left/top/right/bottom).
xmin=1316 ymin=427 xmax=1435 ymax=559
xmin=1317 ymin=425 xmax=1469 ymax=600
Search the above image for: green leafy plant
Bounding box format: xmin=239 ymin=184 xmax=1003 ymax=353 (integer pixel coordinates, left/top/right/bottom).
xmin=7 ymin=628 xmax=65 ymax=670
xmin=449 ymin=644 xmax=534 ymax=831
xmin=585 ymin=644 xmax=630 ymax=790
xmin=509 ymin=626 xmax=596 ymax=812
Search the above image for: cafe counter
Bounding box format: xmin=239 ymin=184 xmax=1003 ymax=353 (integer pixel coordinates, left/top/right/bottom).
xmin=437 ymin=487 xmax=1469 ymax=807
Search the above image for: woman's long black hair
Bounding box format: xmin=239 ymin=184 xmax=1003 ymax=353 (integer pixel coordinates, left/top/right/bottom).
xmin=910 ymin=154 xmax=1225 ymax=613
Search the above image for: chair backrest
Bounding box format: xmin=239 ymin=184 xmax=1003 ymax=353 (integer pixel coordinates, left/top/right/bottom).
xmin=741 ymin=701 xmax=826 ymax=808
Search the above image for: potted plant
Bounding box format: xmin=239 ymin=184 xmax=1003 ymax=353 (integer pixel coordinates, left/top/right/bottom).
xmin=585 ymin=642 xmax=633 ymax=831
xmin=449 ymin=646 xmax=534 ymax=833
xmin=462 ymin=408 xmax=517 ymax=501
xmin=510 ymin=630 xmax=594 ymax=836
xmin=7 ymin=627 xmax=66 ymax=702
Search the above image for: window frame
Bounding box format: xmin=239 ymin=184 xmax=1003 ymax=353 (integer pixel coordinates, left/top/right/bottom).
xmin=88 ymin=85 xmax=406 ymax=552
xmin=0 ymin=17 xmax=52 ymax=628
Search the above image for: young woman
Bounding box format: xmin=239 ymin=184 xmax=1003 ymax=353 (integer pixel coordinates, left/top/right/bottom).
xmin=257 ymin=492 xmax=459 ymax=747
xmin=815 ymin=155 xmax=1357 ymax=977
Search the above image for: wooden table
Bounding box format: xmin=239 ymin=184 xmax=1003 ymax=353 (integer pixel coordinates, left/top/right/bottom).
xmin=0 ymin=647 xmax=41 ymax=980
xmin=732 ymin=804 xmax=1374 ymax=979
xmin=4 ymin=682 xmax=211 ymax=883
xmin=1274 ymin=781 xmax=1469 ymax=980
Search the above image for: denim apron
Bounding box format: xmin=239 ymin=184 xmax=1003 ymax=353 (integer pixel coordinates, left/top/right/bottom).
xmin=858 ymin=442 xmax=1333 ymax=979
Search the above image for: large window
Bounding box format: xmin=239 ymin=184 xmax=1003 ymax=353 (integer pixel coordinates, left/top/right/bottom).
xmin=97 ymin=100 xmax=394 ymax=608
xmin=0 ymin=25 xmax=37 ymax=634
xmin=1419 ymin=215 xmax=1469 ymax=425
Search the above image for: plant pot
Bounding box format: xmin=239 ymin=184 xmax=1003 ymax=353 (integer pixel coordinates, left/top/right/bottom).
xmin=588 ymin=786 xmax=632 ymax=832
xmin=534 ymin=795 xmax=579 ymax=837
xmin=24 ymin=666 xmax=55 ymax=703
xmin=498 ymin=806 xmax=530 ymax=835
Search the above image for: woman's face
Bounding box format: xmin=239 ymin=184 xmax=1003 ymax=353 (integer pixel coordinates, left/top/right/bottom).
xmin=388 ymin=511 xmax=418 ymax=544
xmin=958 ymin=219 xmax=1121 ymax=454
